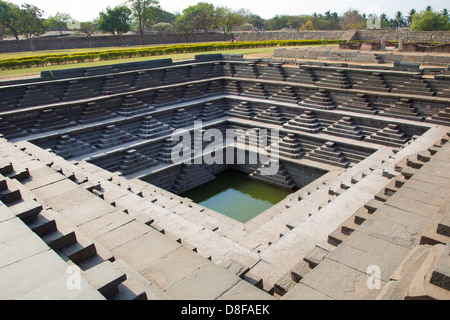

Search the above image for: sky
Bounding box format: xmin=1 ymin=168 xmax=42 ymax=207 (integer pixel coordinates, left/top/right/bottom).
xmin=6 ymin=0 xmax=449 ymax=21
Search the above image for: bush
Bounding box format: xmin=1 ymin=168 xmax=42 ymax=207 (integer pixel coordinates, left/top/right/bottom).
xmin=0 ymin=39 xmax=346 ymax=70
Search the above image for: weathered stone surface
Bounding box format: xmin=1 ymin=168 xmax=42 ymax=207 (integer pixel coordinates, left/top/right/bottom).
xmin=300 ymin=258 xmax=385 ymax=300
xmin=140 ymin=247 xmax=209 ymax=291
xmin=218 ymin=280 xmax=276 ymax=300
xmin=111 ymin=229 xmax=181 ymax=270
xmin=282 ymin=283 xmax=332 ymax=300
xmin=327 ymin=230 xmax=411 ymax=281
xmin=165 ymin=263 xmax=240 ymax=300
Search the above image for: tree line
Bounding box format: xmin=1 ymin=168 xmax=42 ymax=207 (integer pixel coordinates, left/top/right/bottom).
xmin=1 ymin=0 xmax=449 ymax=48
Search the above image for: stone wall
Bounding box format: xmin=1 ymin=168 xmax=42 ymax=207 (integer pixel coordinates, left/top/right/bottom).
xmin=356 ymin=30 xmax=450 ymax=43
xmin=1 ymin=30 xmax=449 ymax=53
xmin=0 ymin=32 xmax=228 ymax=53
xmin=233 ymin=30 xmax=354 ymax=41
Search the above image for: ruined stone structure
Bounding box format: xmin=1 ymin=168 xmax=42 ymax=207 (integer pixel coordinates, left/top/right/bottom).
xmin=0 ymin=54 xmax=449 ymax=300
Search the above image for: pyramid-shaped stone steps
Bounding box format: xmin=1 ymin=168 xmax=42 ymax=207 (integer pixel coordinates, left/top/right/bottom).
xmin=164 ymin=67 xmax=189 ymax=85
xmin=227 ymin=101 xmax=255 ymax=119
xmin=282 ymin=111 xmax=322 ymax=133
xmin=351 ymin=72 xmax=390 ymax=92
xmin=133 ymin=70 xmax=165 ymax=89
xmin=300 ymin=89 xmax=336 ymax=110
xmin=30 ymin=109 xmax=77 ymax=133
xmin=285 ymin=68 xmax=316 ymax=84
xmin=152 ymin=89 xmax=175 ymax=106
xmin=250 ymin=160 xmax=297 ymax=191
xmin=437 ymin=88 xmax=450 ymax=98
xmin=364 ymin=124 xmax=409 ymax=147
xmin=236 ymin=128 xmax=269 ymax=148
xmin=391 ymin=77 xmax=435 ymax=97
xmin=427 ymin=107 xmax=450 ymax=126
xmin=258 ymin=64 xmax=285 ymax=81
xmin=78 ymin=102 xmax=115 ymax=124
xmin=269 ymin=134 xmax=305 ymax=159
xmin=323 ymin=117 xmax=364 ymax=140
xmin=224 ymin=81 xmax=242 ymax=95
xmin=304 ymin=142 xmax=350 ymax=168
xmin=170 ymin=108 xmax=198 ymax=129
xmin=316 ymin=70 xmax=352 ymax=89
xmin=253 ymin=106 xmax=285 ymax=125
xmin=158 ymin=139 xmax=190 ymax=164
xmin=0 ymin=117 xmax=27 ymax=139
xmin=380 ymin=98 xmax=424 ymax=121
xmin=94 ymin=125 xmax=136 ymax=149
xmin=170 ymin=163 xmax=215 ymax=194
xmin=198 ymin=102 xmax=224 ymax=122
xmin=271 ymin=86 xmax=300 ymax=102
xmin=119 ymin=149 xmax=159 ymax=175
xmin=102 ymin=76 xmax=136 ymax=95
xmin=63 ymin=80 xmax=97 ymax=101
xmin=338 ymin=93 xmax=377 ymax=115
xmin=207 ymin=81 xmax=224 ymax=95
xmin=243 ymin=83 xmax=270 ymax=99
xmin=117 ymin=95 xmax=154 ymax=117
xmin=183 ymin=84 xmax=206 ymax=100
xmin=137 ymin=116 xmax=173 ymax=139
xmin=233 ymin=63 xmax=259 ymax=78
xmin=18 ymin=86 xmax=60 ymax=108
xmin=53 ymin=134 xmax=97 ymax=159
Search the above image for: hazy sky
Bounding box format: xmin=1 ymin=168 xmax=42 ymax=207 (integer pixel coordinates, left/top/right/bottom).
xmin=7 ymin=0 xmax=449 ymax=21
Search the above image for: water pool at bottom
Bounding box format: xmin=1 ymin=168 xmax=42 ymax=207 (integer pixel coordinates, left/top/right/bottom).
xmin=180 ymin=170 xmax=291 ymax=223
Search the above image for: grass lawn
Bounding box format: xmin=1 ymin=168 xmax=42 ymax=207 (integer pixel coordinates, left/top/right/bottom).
xmin=0 ymin=44 xmax=338 ymax=81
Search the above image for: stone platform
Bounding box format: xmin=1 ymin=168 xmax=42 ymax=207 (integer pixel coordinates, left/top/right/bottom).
xmin=0 ymin=54 xmax=449 ymax=300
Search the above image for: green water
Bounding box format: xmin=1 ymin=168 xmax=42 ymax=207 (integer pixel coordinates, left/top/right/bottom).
xmin=181 ymin=170 xmax=291 ymax=223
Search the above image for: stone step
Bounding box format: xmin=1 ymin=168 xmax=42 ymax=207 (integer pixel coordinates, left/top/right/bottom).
xmin=327 ymin=227 xmax=347 ymax=246
xmin=429 ymin=244 xmax=450 ymax=291
xmin=354 ymin=207 xmax=371 ymax=225
xmin=0 ymin=183 xmax=21 ymax=204
xmin=41 ymin=227 xmax=77 ymax=251
xmin=7 ymin=199 xmax=42 ymax=223
xmin=61 ymin=242 xmax=98 ymax=265
xmin=83 ymin=260 xmax=127 ymax=299
xmin=364 ymin=198 xmax=384 ymax=214
xmin=303 ymin=246 xmax=330 ymax=269
xmin=26 ymin=214 xmax=57 ymax=237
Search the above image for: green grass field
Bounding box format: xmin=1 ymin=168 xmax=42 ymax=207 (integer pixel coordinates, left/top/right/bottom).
xmin=0 ymin=43 xmax=338 ymax=81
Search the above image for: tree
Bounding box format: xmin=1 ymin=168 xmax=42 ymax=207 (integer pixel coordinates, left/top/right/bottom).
xmin=152 ymin=22 xmax=174 ymax=33
xmin=46 ymin=12 xmax=72 ymax=35
xmin=392 ymin=11 xmax=406 ymax=29
xmin=300 ymin=20 xmax=314 ymax=31
xmin=244 ymin=12 xmax=264 ymax=30
xmin=0 ymin=0 xmax=20 ymax=39
xmin=98 ymin=5 xmax=132 ymax=45
xmin=339 ymin=10 xmax=365 ymax=30
xmin=0 ymin=23 xmax=10 ymax=39
xmin=407 ymin=9 xmax=416 ymax=26
xmin=380 ymin=13 xmax=392 ymax=29
xmin=76 ymin=21 xmax=98 ymax=47
xmin=177 ymin=2 xmax=216 ymax=39
xmin=410 ymin=9 xmax=450 ymax=31
xmin=442 ymin=9 xmax=449 ymax=19
xmin=16 ymin=4 xmax=46 ymax=51
xmin=215 ymin=6 xmax=245 ymax=34
xmin=151 ymin=6 xmax=176 ymax=25
xmin=174 ymin=13 xmax=194 ymax=42
xmin=127 ymin=0 xmax=159 ymax=44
